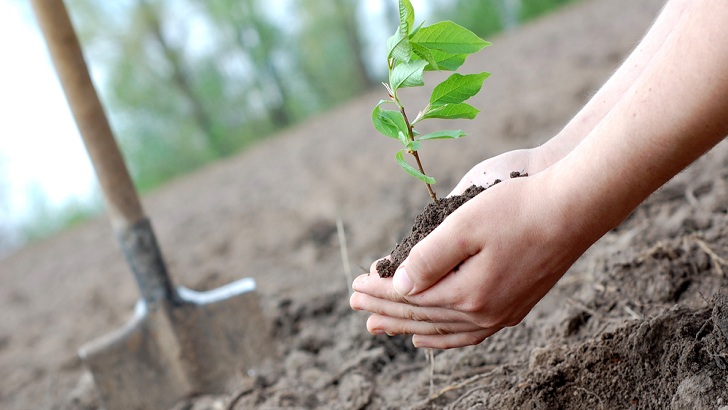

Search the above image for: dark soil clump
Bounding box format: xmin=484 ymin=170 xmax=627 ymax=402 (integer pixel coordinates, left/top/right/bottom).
xmin=376 ymin=185 xmax=485 ymax=278
xmin=509 ymin=297 xmax=728 ymax=409
xmin=376 ymin=172 xmax=527 ymax=278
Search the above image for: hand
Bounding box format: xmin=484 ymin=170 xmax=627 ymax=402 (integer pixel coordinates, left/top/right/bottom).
xmin=446 ymin=147 xmax=553 ymax=196
xmin=350 ymin=167 xmax=596 ymax=349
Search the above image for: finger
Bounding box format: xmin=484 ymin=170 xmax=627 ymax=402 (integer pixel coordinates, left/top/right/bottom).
xmin=393 ymin=209 xmax=480 ymax=296
xmin=449 ymin=173 xmax=478 ymax=197
xmin=350 ymin=291 xmax=471 ymax=322
xmin=366 ymin=313 xmax=481 ymax=336
xmin=352 ymin=272 xmax=412 ymax=304
xmin=355 ymin=250 xmax=491 ymax=310
xmin=447 ymin=163 xmax=499 ymax=197
xmin=352 ymin=273 xmax=403 ymax=302
xmin=352 ymin=271 xmax=473 ymax=310
xmin=412 ymin=328 xmax=501 ymax=349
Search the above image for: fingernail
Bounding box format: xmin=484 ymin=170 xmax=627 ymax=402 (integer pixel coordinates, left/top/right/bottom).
xmin=393 ymin=266 xmax=414 ymax=295
xmin=371 ymin=329 xmax=386 ymax=335
xmin=352 ymin=274 xmax=368 ymax=290
xmin=412 ymin=336 xmax=425 ymax=348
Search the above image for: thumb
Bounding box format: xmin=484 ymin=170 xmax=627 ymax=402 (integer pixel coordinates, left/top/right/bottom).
xmin=393 ymin=213 xmax=478 ymax=296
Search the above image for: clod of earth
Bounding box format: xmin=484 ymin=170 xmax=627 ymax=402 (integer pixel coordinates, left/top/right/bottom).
xmin=377 ymin=172 xmax=527 ymax=278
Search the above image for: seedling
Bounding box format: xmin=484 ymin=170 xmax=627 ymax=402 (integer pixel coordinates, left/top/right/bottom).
xmin=372 ymin=0 xmax=491 ymax=203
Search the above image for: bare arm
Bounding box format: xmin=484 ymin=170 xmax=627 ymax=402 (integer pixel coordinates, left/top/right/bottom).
xmin=452 ymin=0 xmax=692 ymax=194
xmin=539 ymin=0 xmax=692 ymax=162
xmin=558 ymin=0 xmax=728 ymax=236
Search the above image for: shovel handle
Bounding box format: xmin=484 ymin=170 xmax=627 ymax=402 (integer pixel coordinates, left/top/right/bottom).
xmin=30 ymin=0 xmax=144 ymax=229
xmin=32 ymin=0 xmax=179 ymax=305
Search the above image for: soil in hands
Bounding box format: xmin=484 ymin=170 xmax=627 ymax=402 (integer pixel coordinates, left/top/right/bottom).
xmin=376 ymin=171 xmax=527 ymax=278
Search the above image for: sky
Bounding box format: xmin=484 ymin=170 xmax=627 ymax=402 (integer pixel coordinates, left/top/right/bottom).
xmin=0 ymin=0 xmax=97 ymax=229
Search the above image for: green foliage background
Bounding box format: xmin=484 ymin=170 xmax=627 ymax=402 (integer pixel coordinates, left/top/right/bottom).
xmin=66 ymin=0 xmax=578 ymax=193
xmin=3 ymin=0 xmax=580 ymax=256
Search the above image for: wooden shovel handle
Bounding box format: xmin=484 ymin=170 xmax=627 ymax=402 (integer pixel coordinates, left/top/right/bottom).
xmin=31 ymin=0 xmax=144 ymax=229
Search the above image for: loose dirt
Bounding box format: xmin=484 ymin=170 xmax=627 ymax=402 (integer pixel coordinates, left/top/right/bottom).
xmin=2 ymin=0 xmax=727 ymax=408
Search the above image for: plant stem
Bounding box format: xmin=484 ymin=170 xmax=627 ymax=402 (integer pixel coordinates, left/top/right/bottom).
xmin=400 ymin=105 xmax=438 ymax=203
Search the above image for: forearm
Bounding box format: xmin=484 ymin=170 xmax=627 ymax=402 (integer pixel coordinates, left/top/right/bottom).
xmin=555 ymin=0 xmax=728 ymax=239
xmin=537 ymin=0 xmax=691 ymax=164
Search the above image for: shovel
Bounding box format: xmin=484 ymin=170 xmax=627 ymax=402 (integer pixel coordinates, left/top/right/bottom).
xmin=30 ymin=1 xmax=274 ymax=409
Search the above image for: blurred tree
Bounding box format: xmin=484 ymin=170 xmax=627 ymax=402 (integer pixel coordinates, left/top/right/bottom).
xmin=139 ymin=0 xmax=225 ymax=155
xmin=293 ymin=0 xmax=376 ymax=110
xmin=433 ymin=0 xmax=507 ymax=37
xmin=67 ymin=0 xmax=381 ymax=191
xmin=198 ymin=0 xmax=294 ymax=127
xmin=331 ymin=1 xmax=376 ymax=89
xmin=63 ymin=0 xmax=578 ymax=193
xmin=70 ymin=0 xmax=288 ymax=189
xmin=436 ymin=0 xmax=580 ymax=36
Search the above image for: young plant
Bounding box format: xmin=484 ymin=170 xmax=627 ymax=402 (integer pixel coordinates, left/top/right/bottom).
xmin=372 ymin=0 xmax=491 ymax=203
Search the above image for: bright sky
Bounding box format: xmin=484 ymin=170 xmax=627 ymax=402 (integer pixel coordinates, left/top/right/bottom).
xmin=0 ymin=0 xmax=97 ymax=228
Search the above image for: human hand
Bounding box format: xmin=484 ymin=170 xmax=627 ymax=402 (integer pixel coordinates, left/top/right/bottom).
xmin=350 ymin=167 xmax=598 ymax=349
xmin=447 ymin=147 xmax=552 ymax=195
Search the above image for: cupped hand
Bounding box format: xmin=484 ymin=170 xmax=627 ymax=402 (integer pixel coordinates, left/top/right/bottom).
xmin=350 ymin=165 xmax=596 ymax=349
xmin=446 ymin=147 xmax=551 ymax=196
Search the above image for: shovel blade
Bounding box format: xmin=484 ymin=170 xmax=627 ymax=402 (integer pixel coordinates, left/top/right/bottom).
xmin=79 ymin=278 xmax=272 ymax=410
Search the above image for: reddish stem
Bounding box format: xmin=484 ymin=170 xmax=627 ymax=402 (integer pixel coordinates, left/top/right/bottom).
xmin=400 ymin=106 xmax=438 ymax=203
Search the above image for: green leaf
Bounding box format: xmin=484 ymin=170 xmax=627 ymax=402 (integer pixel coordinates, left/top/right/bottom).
xmin=372 ymin=100 xmax=408 ymax=139
xmin=398 ymin=0 xmax=415 ymax=36
xmin=396 ymin=149 xmax=436 ymax=184
xmin=421 ymin=49 xmax=468 ymax=71
xmin=411 ymin=21 xmax=491 ymax=54
xmin=422 ymin=103 xmax=480 ymax=120
xmin=417 ymin=130 xmax=467 ymax=141
xmin=430 ymin=72 xmax=490 ymax=106
xmin=411 ymin=43 xmax=438 ymax=71
xmin=390 ymin=60 xmax=428 ymax=91
xmin=409 ymin=20 xmax=425 ymax=38
xmin=397 ymin=130 xmax=409 ymax=147
xmin=387 ymin=30 xmax=412 ymax=62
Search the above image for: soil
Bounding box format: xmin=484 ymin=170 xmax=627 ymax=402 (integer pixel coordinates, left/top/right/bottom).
xmin=2 ymin=0 xmax=728 ymax=409
xmin=377 ymin=172 xmax=527 ymax=278
xmin=376 ymin=184 xmax=486 ymax=278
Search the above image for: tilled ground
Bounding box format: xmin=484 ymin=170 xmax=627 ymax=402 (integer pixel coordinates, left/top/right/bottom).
xmin=2 ymin=0 xmax=727 ymax=408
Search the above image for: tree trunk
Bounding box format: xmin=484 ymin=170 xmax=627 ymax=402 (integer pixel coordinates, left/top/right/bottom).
xmin=333 ymin=0 xmax=376 ymax=90
xmin=140 ymin=0 xmax=226 ymax=157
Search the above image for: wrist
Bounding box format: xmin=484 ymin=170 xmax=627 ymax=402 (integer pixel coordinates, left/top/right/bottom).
xmin=532 ymin=132 xmax=577 ymax=173
xmin=539 ymin=148 xmax=634 ymax=250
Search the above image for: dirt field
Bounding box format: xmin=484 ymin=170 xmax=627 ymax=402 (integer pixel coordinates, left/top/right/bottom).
xmin=2 ymin=0 xmax=727 ymax=408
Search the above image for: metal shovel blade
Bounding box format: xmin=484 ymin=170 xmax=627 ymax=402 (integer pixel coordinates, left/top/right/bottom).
xmin=77 ymin=219 xmax=274 ymax=410
xmin=79 ymin=279 xmax=271 ymax=410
